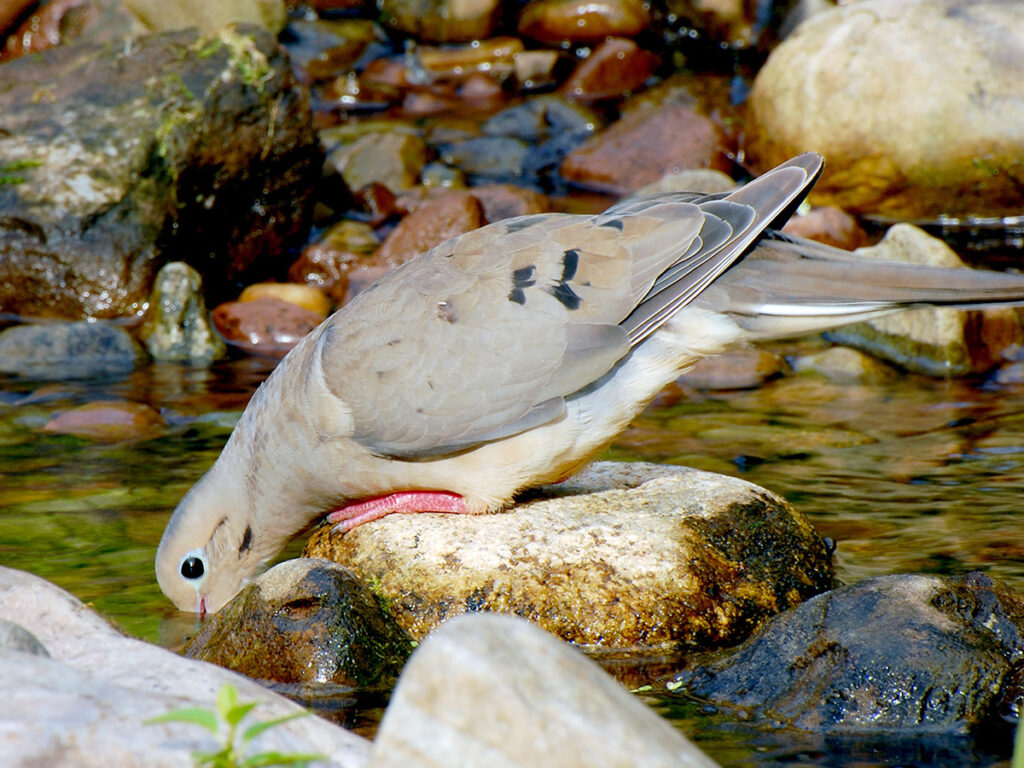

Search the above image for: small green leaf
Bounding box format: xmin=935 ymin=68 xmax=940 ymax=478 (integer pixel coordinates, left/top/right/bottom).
xmin=216 ymin=684 xmax=240 ymax=719
xmin=145 ymin=707 xmax=220 ymax=733
xmin=224 ymin=701 xmax=258 ymax=728
xmin=242 ymin=712 xmax=309 ymax=743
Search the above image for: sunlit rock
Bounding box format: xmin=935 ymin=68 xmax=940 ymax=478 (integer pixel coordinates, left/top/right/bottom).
xmin=372 ymin=192 xmax=484 ymax=269
xmin=517 ymin=0 xmax=651 ymax=46
xmin=669 ymin=572 xmax=1024 ymax=732
xmin=305 ymin=461 xmax=834 ymax=653
xmin=326 ymin=131 xmax=427 ymax=194
xmin=184 ymin=559 xmax=413 ymax=687
xmin=43 ymin=400 xmax=167 ymax=442
xmin=369 ymin=613 xmax=720 ymax=768
xmin=239 ymin=282 xmax=332 ymax=318
xmin=211 ymin=296 xmax=322 ymax=358
xmin=123 ymin=0 xmax=287 ymax=34
xmin=140 ymin=262 xmax=226 ymax=364
xmin=746 ymin=0 xmax=1024 ymax=218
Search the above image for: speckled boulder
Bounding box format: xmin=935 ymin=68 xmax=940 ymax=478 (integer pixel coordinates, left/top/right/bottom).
xmin=305 ymin=461 xmax=834 ymax=654
xmin=746 ymin=0 xmax=1024 ymax=218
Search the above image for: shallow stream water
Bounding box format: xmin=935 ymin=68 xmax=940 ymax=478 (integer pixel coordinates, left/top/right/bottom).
xmin=2 ymin=341 xmax=1023 ymax=765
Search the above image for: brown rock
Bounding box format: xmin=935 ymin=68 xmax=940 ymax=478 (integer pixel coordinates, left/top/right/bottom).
xmin=304 ymin=461 xmax=833 ymax=652
xmin=416 ymin=36 xmax=523 ymax=81
xmin=378 ymin=0 xmax=502 ymax=42
xmin=782 ymin=206 xmax=869 ymax=250
xmin=288 ymin=220 xmax=379 ymax=304
xmin=512 ymin=49 xmax=560 ymax=90
xmin=560 ymin=103 xmax=730 ymax=195
xmin=677 ymin=348 xmax=788 ymax=391
xmin=327 ymin=131 xmax=427 ymax=194
xmin=43 ymin=400 xmax=165 ymax=441
xmin=518 ymin=0 xmax=651 ymax=45
xmin=470 ymin=184 xmax=550 ymax=222
xmin=373 ymin=192 xmax=484 ymax=268
xmin=791 ymin=346 xmax=900 ymax=385
xmin=560 ymin=37 xmax=660 ymax=103
xmin=211 ymin=296 xmax=322 ymax=358
xmin=238 ymin=282 xmax=332 ymax=318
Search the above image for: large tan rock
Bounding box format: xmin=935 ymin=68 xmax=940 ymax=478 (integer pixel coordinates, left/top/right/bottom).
xmin=746 ymin=0 xmax=1024 ymax=218
xmin=305 ymin=461 xmax=834 ymax=654
xmin=124 ymin=0 xmax=287 ymax=34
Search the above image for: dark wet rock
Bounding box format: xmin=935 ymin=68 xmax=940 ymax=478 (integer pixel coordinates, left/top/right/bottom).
xmin=518 ymin=0 xmax=651 ymax=45
xmin=0 ymin=566 xmax=371 ymax=767
xmin=560 ymin=103 xmax=731 ymax=195
xmin=288 ymin=220 xmax=379 ymax=305
xmin=560 ymin=37 xmax=660 ymax=102
xmin=420 ymin=162 xmax=466 ymax=189
xmin=439 ymin=136 xmax=530 ymax=181
xmin=782 ymin=206 xmax=869 ymax=250
xmin=139 ymin=262 xmax=225 ymax=364
xmin=42 ymin=400 xmax=166 ymax=441
xmin=305 ymin=461 xmax=834 ymax=654
xmin=0 ymin=618 xmax=49 ymax=657
xmin=378 ymin=0 xmax=502 ymax=42
xmin=373 ymin=192 xmax=484 ymax=269
xmin=370 ymin=613 xmax=720 ymax=768
xmin=0 ymin=321 xmax=143 ymax=380
xmin=668 ymin=573 xmax=1024 ymax=733
xmin=283 ymin=18 xmax=385 ymax=83
xmin=238 ymin=282 xmax=332 ymax=318
xmin=746 ymin=0 xmax=1024 ymax=219
xmin=677 ymin=348 xmax=788 ymax=391
xmin=184 ymin=559 xmax=413 ymax=687
xmin=826 ymin=225 xmax=1024 ymax=377
xmin=791 ymin=346 xmax=900 ymax=385
xmin=211 ymin=296 xmax=322 ymax=358
xmin=660 ymin=0 xmax=788 ymax=48
xmin=0 ymin=26 xmax=321 ymax=320
xmin=326 ymin=130 xmax=427 ymax=194
xmin=482 ymin=94 xmax=601 ymax=142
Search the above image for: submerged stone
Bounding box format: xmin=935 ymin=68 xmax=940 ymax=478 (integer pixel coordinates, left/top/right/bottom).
xmin=669 ymin=573 xmax=1024 ymax=733
xmin=304 ymin=461 xmax=834 ymax=654
xmin=184 ymin=559 xmax=413 ymax=687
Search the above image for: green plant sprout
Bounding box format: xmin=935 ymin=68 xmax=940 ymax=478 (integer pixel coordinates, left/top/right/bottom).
xmin=146 ymin=683 xmax=325 ymax=768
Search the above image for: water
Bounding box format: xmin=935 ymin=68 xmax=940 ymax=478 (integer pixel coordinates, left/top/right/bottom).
xmin=2 ymin=342 xmax=1024 ymax=764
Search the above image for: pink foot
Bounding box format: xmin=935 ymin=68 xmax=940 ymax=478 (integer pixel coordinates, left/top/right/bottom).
xmin=327 ymin=491 xmax=469 ymax=534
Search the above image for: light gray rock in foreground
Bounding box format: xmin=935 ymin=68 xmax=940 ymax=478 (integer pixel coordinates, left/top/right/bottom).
xmin=0 ymin=566 xmax=370 ymax=768
xmin=825 ymin=225 xmax=1023 ymax=377
xmin=369 ymin=613 xmax=720 ymax=768
xmin=306 ymin=461 xmax=834 ymax=653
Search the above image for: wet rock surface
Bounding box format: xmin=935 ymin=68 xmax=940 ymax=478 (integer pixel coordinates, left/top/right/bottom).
xmin=746 ymin=0 xmax=1024 ymax=219
xmin=184 ymin=559 xmax=413 ymax=687
xmin=139 ymin=262 xmax=226 ymax=364
xmin=370 ymin=613 xmax=719 ymax=768
xmin=668 ymin=572 xmax=1024 ymax=733
xmin=0 ymin=24 xmax=320 ymax=319
xmin=305 ymin=461 xmax=834 ymax=653
xmin=0 ymin=321 xmax=143 ymax=380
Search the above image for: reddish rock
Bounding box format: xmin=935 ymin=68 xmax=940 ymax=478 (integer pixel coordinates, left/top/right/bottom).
xmin=353 ymin=183 xmax=398 ymax=226
xmin=470 ymin=184 xmax=550 ymax=222
xmin=518 ymin=0 xmax=650 ymax=45
xmin=560 ymin=37 xmax=660 ymax=102
xmin=782 ymin=206 xmax=869 ymax=250
xmin=373 ymin=192 xmax=484 ymax=268
xmin=378 ymin=0 xmax=502 ymax=43
xmin=288 ymin=220 xmax=379 ymax=305
xmin=211 ymin=297 xmax=322 ymax=358
xmin=43 ymin=400 xmax=166 ymax=442
xmin=560 ymin=103 xmax=731 ymax=194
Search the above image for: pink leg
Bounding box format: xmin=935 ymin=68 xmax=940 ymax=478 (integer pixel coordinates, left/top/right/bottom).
xmin=326 ymin=491 xmax=469 ymax=534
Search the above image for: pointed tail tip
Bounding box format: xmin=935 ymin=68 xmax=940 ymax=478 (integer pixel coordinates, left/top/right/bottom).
xmin=775 ymin=151 xmax=825 ymax=180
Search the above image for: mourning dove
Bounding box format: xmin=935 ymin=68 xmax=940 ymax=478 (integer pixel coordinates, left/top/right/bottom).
xmin=156 ymin=153 xmax=1024 ymax=614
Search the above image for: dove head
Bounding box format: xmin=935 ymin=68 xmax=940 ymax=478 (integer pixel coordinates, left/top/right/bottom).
xmin=155 ymin=469 xmax=264 ymax=616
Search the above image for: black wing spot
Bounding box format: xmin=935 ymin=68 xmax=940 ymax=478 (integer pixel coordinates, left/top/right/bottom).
xmin=561 ymin=249 xmax=579 ymax=281
xmin=547 ymin=282 xmax=581 ymax=310
xmin=239 ymin=525 xmax=253 ymax=554
xmin=512 ymin=265 xmax=537 ymax=288
xmin=600 ymin=218 xmax=624 ymax=230
xmin=508 ymin=287 xmax=526 ymax=304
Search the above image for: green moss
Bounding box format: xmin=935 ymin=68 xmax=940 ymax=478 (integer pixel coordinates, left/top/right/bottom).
xmin=0 ymin=159 xmax=42 ymax=185
xmin=193 ymin=28 xmax=273 ymax=94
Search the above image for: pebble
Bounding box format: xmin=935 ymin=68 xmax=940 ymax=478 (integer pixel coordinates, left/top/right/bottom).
xmin=238 ymin=282 xmax=332 ymax=318
xmin=372 ymin=192 xmax=484 ymax=268
xmin=288 ymin=220 xmax=379 ymax=305
xmin=791 ymin=346 xmax=900 ymax=384
xmin=517 ymin=0 xmax=651 ymax=45
xmin=327 ymin=130 xmax=427 ymax=193
xmin=377 ymin=0 xmax=502 ymax=42
xmin=139 ymin=261 xmax=226 ymax=364
xmin=560 ymin=37 xmax=660 ymax=102
xmin=0 ymin=322 xmax=143 ymax=380
xmin=438 ymin=136 xmax=530 ymax=180
xmin=211 ymin=296 xmax=323 ymax=358
xmin=42 ymin=400 xmax=166 ymax=442
xmin=560 ymin=103 xmax=731 ymax=194
xmin=781 ymin=205 xmax=869 ymax=250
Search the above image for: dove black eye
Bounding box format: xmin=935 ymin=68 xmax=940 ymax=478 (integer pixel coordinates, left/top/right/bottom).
xmin=180 ymin=556 xmax=205 ymax=580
